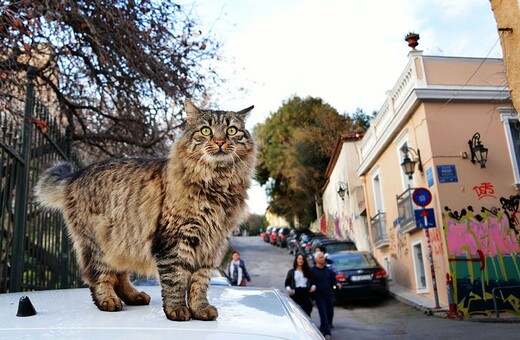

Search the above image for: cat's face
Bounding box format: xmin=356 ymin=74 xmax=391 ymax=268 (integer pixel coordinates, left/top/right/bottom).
xmin=182 ymin=100 xmax=255 ymax=165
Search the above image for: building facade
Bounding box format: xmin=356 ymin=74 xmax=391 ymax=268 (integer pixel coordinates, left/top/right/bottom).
xmin=317 ymin=132 xmax=371 ymax=251
xmin=325 ymin=50 xmax=520 ymax=316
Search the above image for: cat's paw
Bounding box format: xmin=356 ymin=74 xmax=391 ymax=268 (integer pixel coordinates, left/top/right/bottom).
xmin=191 ymin=304 xmax=218 ymax=321
xmin=165 ymin=306 xmax=191 ymax=321
xmin=124 ymin=291 xmax=151 ymax=306
xmin=97 ymin=297 xmax=124 ymax=312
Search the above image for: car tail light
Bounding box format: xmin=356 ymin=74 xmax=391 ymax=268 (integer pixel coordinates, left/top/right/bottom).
xmin=335 ymin=273 xmax=346 ymax=282
xmin=281 ymin=235 xmax=286 ymax=240
xmin=375 ymin=269 xmax=387 ymax=279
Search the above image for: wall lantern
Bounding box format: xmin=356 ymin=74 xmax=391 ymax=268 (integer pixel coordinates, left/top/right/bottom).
xmin=468 ymin=132 xmax=488 ymax=168
xmin=400 ymin=146 xmax=423 ymax=180
xmin=337 ymin=181 xmax=348 ymax=200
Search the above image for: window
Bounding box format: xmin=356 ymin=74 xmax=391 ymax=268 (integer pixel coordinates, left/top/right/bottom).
xmin=411 ymin=239 xmax=428 ymax=293
xmin=372 ymin=172 xmax=384 ymax=214
xmin=501 ymin=109 xmax=520 ymax=187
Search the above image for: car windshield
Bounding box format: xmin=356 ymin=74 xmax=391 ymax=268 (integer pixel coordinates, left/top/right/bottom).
xmin=331 ymin=253 xmax=378 ymax=270
xmin=326 ymin=243 xmax=356 ymax=253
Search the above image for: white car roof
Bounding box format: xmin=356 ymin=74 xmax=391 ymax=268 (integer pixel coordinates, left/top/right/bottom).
xmin=0 ymin=286 xmax=323 ymax=339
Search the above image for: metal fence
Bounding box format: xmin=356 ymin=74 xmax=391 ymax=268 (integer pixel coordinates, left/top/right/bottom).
xmin=0 ymin=70 xmax=83 ymax=292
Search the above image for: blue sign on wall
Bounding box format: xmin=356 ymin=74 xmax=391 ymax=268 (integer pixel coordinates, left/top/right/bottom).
xmin=436 ymin=164 xmax=458 ymax=183
xmin=427 ymin=167 xmax=434 ymax=187
xmin=414 ymin=208 xmax=436 ymax=229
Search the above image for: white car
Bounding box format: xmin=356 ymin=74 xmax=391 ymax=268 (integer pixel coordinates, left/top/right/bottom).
xmin=0 ymin=285 xmax=324 ymax=339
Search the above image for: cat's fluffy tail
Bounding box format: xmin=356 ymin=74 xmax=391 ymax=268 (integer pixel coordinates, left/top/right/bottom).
xmin=34 ymin=161 xmax=75 ymax=212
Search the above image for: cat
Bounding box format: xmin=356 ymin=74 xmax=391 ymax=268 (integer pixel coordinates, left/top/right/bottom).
xmin=34 ymin=100 xmax=256 ymax=321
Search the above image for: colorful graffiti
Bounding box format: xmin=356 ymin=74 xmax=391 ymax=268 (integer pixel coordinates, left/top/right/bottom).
xmin=443 ymin=205 xmax=520 ymax=316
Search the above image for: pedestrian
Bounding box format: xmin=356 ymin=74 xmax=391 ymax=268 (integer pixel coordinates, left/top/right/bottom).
xmin=311 ymin=251 xmax=341 ymax=339
xmin=284 ymin=253 xmax=316 ymax=316
xmin=227 ymin=250 xmax=251 ymax=286
xmin=313 ymin=244 xmax=336 ymax=328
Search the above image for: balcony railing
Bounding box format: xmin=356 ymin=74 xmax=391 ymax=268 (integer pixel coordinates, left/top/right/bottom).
xmin=396 ymin=187 xmax=418 ymax=233
xmin=370 ymin=212 xmax=388 ymax=248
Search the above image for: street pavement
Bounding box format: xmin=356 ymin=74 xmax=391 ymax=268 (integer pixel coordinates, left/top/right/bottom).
xmin=229 ymin=236 xmax=520 ymax=340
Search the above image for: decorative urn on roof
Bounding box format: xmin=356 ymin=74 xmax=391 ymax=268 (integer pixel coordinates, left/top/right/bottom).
xmin=404 ymin=32 xmax=420 ymax=50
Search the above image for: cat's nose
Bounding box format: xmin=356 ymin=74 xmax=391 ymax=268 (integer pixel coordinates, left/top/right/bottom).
xmin=215 ymin=140 xmax=225 ymax=147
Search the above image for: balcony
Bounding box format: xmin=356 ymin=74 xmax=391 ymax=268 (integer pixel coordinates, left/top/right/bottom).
xmin=396 ymin=187 xmax=418 ymax=233
xmin=371 ymin=212 xmax=389 ymax=248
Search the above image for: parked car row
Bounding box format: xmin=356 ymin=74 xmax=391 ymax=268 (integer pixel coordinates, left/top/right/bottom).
xmin=260 ymin=228 xmax=389 ymax=303
xmin=261 ymin=226 xmax=292 ymax=247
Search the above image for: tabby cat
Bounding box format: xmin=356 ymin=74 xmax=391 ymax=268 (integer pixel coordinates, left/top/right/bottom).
xmin=34 ymin=100 xmax=256 ymax=321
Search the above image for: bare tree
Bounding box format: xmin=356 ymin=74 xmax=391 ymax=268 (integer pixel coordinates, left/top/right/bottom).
xmin=0 ymin=0 xmax=223 ymax=159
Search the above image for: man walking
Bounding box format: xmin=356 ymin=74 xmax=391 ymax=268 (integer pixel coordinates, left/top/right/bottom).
xmin=311 ymin=251 xmax=340 ymax=339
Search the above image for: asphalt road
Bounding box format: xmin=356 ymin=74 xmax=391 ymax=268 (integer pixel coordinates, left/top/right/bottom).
xmin=229 ymin=236 xmax=520 ymax=340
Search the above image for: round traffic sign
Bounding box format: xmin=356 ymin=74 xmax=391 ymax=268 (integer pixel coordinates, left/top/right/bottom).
xmin=412 ymin=187 xmax=432 ymax=207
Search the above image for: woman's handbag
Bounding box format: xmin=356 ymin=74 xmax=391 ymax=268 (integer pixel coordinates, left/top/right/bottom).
xmin=239 ymin=279 xmax=247 ymax=287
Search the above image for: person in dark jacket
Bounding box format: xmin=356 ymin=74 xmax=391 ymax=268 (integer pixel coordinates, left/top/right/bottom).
xmin=284 ymin=253 xmax=316 ymax=316
xmin=311 ymin=251 xmax=341 ymax=339
xmin=227 ymin=250 xmax=251 ymax=286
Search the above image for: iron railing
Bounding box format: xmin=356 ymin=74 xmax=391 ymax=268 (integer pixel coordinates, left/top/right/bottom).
xmin=0 ymin=70 xmax=83 ymax=292
xmin=396 ymin=187 xmax=417 ymax=233
xmin=370 ymin=212 xmax=388 ymax=248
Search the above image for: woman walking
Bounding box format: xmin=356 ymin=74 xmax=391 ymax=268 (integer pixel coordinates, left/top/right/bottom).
xmin=284 ymin=253 xmax=316 ymax=316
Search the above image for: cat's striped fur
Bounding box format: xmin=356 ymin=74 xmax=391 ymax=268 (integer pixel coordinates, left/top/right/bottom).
xmin=34 ymin=100 xmax=256 ymax=321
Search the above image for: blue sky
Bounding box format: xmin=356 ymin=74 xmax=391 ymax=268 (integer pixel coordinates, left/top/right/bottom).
xmin=179 ymin=0 xmax=503 ymax=215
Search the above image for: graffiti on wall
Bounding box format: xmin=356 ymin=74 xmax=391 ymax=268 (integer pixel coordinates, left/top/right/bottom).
xmin=389 ymin=231 xmax=408 ymax=259
xmin=322 ymin=212 xmax=356 ymax=242
xmin=443 ymin=200 xmax=520 ymax=316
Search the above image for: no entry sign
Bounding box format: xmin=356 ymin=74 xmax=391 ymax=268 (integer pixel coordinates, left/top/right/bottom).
xmin=412 ymin=187 xmax=432 ymax=207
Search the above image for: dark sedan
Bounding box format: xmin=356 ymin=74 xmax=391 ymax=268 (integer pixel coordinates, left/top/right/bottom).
xmin=328 ymin=251 xmax=388 ymax=303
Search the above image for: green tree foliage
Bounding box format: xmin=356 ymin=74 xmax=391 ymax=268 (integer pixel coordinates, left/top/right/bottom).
xmin=254 ymin=96 xmax=362 ymax=227
xmin=239 ymin=214 xmax=267 ymax=236
xmin=348 ymin=107 xmax=374 ymax=131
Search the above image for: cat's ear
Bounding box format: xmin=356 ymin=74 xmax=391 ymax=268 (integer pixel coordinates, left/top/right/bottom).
xmin=185 ymin=99 xmax=202 ymax=124
xmin=237 ymin=105 xmax=254 ymax=118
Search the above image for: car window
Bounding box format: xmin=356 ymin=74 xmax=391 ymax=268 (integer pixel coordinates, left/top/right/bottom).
xmin=326 ymin=242 xmax=356 ymax=253
xmin=332 ymin=253 xmax=378 ymax=270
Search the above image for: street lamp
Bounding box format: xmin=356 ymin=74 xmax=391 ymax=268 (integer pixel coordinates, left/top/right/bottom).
xmin=400 ymin=146 xmax=423 ymax=180
xmin=468 ymin=132 xmax=488 ymax=168
xmin=337 ymin=181 xmax=348 ymax=200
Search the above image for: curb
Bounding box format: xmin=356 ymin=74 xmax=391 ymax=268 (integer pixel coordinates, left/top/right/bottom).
xmin=389 ymin=285 xmax=520 ymax=323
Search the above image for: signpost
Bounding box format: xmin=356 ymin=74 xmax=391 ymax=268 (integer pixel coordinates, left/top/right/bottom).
xmin=412 ymin=188 xmax=440 ymax=309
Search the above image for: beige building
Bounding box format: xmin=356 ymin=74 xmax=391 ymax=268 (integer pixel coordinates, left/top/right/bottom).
xmin=322 ymin=49 xmax=520 ymax=316
xmin=491 ymin=0 xmax=520 ymax=116
xmin=316 ymin=132 xmax=371 ymax=251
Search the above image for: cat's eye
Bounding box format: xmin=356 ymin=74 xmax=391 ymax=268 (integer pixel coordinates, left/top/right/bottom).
xmin=200 ymin=127 xmax=212 ymax=136
xmin=227 ymin=126 xmax=238 ymax=136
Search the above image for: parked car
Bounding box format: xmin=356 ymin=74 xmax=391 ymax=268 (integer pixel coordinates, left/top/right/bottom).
xmin=276 ymin=227 xmax=291 ymax=247
xmin=301 ymin=233 xmax=329 ymax=256
xmin=269 ymin=227 xmax=280 ymax=245
xmin=287 ymin=229 xmax=314 ymax=255
xmin=0 ymin=285 xmax=324 ymax=339
xmin=328 ymin=250 xmax=389 ymax=303
xmin=291 ymin=231 xmax=317 ymax=255
xmin=263 ymin=226 xmax=274 ymax=243
xmin=310 ymin=238 xmax=357 ymax=255
xmin=286 ymin=229 xmax=301 ymax=255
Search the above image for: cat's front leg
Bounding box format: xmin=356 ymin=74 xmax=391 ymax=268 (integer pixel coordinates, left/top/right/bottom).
xmin=157 ymin=261 xmax=192 ymax=321
xmin=188 ymin=267 xmax=218 ymax=321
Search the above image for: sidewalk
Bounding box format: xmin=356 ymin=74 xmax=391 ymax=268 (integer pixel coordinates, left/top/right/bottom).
xmin=388 ymin=282 xmax=520 ymax=323
xmin=388 ymin=282 xmax=448 ymax=317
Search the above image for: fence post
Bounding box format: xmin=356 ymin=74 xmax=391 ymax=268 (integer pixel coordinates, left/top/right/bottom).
xmin=10 ymin=67 xmax=36 ymax=292
xmin=60 ymin=126 xmax=73 ymax=289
